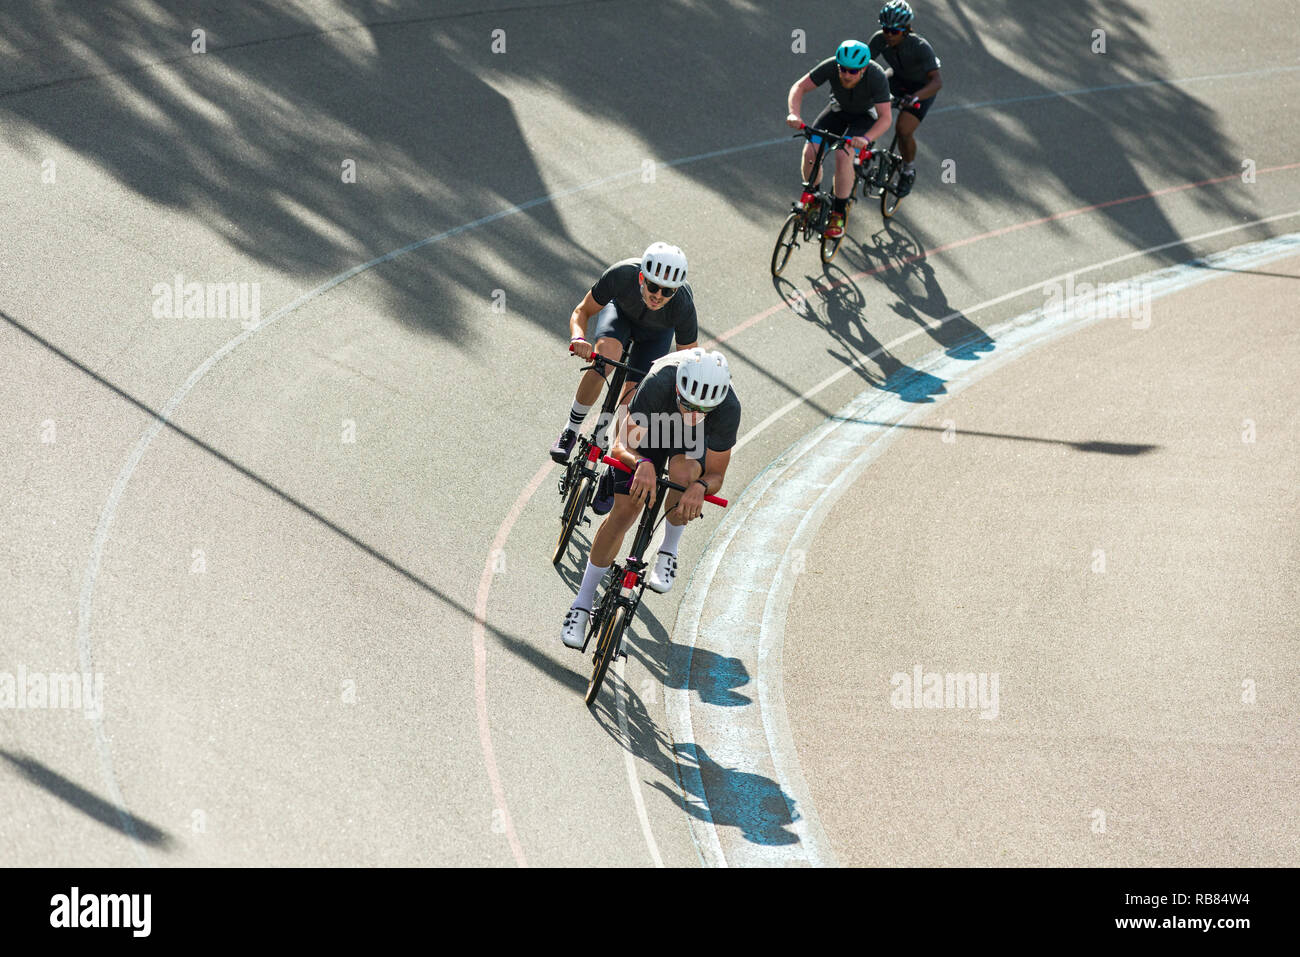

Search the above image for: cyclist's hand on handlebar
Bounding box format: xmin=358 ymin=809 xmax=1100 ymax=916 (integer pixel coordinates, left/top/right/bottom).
xmin=570 ymin=337 xmax=594 ymax=360
xmin=675 ymin=483 xmax=706 ymax=522
xmin=849 ymin=136 xmax=872 ymax=151
xmin=898 ymin=95 xmax=919 ymax=111
xmin=629 ymin=460 xmax=657 ymax=507
xmin=785 ymin=113 xmax=803 ymax=129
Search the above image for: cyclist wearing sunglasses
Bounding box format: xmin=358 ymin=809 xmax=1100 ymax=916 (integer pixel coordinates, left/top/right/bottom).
xmin=869 ymin=1 xmax=943 ymax=197
xmin=785 ymin=39 xmax=892 ymax=239
xmin=561 ymin=348 xmax=740 ymax=648
xmin=550 ymin=242 xmax=698 ymax=469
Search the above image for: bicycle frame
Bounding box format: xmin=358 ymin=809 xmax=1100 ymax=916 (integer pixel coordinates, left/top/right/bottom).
xmin=580 ymin=455 xmax=727 ymax=689
xmin=557 ymin=348 xmax=641 ymax=500
xmin=553 ymin=348 xmax=647 ymax=567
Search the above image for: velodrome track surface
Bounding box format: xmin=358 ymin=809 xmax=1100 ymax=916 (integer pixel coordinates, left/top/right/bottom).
xmin=1 ymin=0 xmax=1296 ymax=866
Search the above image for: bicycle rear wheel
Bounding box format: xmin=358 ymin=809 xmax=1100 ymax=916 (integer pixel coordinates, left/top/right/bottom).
xmin=881 ymin=156 xmax=904 ymax=218
xmin=585 ymin=604 xmax=627 ymax=705
xmin=552 ymin=473 xmax=593 ymax=566
xmin=771 ymin=212 xmax=802 ymax=277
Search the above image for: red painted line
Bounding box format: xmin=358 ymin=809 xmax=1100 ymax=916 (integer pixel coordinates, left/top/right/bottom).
xmin=471 ymin=460 xmax=553 ymax=867
xmin=472 ymin=163 xmax=1300 ymax=864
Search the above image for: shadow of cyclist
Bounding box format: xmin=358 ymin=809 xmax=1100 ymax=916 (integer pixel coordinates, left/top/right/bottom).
xmin=841 ymin=219 xmax=996 ymax=361
xmin=589 ymin=681 xmax=801 ymax=849
xmin=782 ymin=265 xmax=947 ymax=404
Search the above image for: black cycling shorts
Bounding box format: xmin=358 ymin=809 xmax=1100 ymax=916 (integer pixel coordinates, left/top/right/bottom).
xmin=889 ymin=79 xmax=936 ymax=122
xmin=808 ymin=106 xmax=874 ymax=146
xmin=606 ymin=450 xmax=703 ymax=498
xmin=591 ymin=302 xmax=675 ymax=384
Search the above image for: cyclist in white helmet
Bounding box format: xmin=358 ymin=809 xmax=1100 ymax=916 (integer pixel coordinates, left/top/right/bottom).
xmin=551 ymin=243 xmax=698 ymax=510
xmin=561 ymin=347 xmax=741 ymax=649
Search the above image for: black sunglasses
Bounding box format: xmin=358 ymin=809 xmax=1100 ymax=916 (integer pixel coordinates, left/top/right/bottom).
xmin=838 ymin=65 xmax=863 ymax=75
xmin=678 ymin=396 xmax=712 ymax=414
xmin=882 ymin=27 xmax=905 ymax=35
xmin=644 ymin=279 xmax=677 ymax=296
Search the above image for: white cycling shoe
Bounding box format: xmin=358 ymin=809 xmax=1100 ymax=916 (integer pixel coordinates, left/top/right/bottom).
xmin=647 ymin=551 xmax=678 ymax=594
xmin=561 ymin=607 xmax=590 ymax=649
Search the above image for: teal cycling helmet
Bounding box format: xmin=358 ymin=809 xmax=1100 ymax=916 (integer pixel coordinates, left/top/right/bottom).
xmin=835 ymin=39 xmax=871 ymax=69
xmin=879 ymin=0 xmax=914 ymax=29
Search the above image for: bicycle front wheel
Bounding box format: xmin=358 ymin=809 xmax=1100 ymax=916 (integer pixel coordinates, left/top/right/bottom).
xmin=553 ymin=473 xmax=593 ymax=566
xmin=820 ymin=197 xmax=854 ymax=263
xmin=585 ymin=604 xmax=627 ymax=706
xmin=771 ymin=212 xmax=802 ymax=277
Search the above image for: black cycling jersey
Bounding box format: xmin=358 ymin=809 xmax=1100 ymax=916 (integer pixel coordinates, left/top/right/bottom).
xmin=807 ymin=56 xmax=891 ymax=117
xmin=591 ymin=259 xmax=698 ymax=342
xmin=867 ymin=31 xmax=941 ymax=89
xmin=628 ymin=353 xmax=741 ymax=461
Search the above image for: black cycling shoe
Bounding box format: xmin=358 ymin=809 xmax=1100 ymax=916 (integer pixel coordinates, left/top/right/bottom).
xmin=591 ymin=467 xmax=615 ymax=515
xmin=896 ymin=168 xmax=916 ymax=197
xmin=550 ymin=429 xmax=577 ymax=464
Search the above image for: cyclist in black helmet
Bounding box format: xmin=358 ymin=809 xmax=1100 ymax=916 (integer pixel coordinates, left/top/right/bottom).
xmin=869 ymin=0 xmax=944 ymax=197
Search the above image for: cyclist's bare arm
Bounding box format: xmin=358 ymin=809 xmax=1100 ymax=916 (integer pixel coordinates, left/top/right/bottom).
xmin=676 ymin=447 xmax=730 ymax=522
xmin=853 ymin=101 xmax=893 ymax=148
xmin=913 ymin=68 xmax=942 ymax=100
xmin=786 ymin=75 xmax=816 ymax=126
xmin=569 ymin=291 xmax=604 ymax=358
xmin=695 ymin=447 xmax=730 ymax=497
xmin=610 ymin=413 xmax=647 ymax=467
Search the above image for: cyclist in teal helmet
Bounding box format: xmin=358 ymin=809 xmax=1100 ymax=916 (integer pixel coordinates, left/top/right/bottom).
xmin=869 ymin=1 xmax=944 ymax=197
xmin=785 ymin=39 xmax=893 ymax=238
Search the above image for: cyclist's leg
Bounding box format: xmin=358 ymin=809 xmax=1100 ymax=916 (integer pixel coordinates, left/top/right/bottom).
xmin=605 ymin=326 xmax=672 ymax=451
xmin=832 ymin=117 xmax=870 ymax=199
xmin=566 ymin=481 xmax=641 ymax=633
xmin=811 ymin=109 xmax=853 ymax=196
xmin=801 ymin=141 xmax=821 ymax=189
xmin=575 ymin=302 xmax=631 ymax=408
xmin=894 ymin=84 xmax=933 ymax=166
xmin=649 ymin=453 xmax=704 ymax=593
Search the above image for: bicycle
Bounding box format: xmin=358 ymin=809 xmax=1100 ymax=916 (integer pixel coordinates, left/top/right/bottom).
xmin=859 ymin=96 xmax=911 ymax=219
xmin=771 ymin=125 xmax=874 ymax=276
xmin=581 ymin=455 xmax=727 ymax=705
xmin=553 ymin=348 xmax=646 ymax=567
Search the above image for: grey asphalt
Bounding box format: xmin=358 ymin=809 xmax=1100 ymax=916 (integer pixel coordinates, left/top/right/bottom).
xmin=1 ymin=0 xmax=1296 ymax=866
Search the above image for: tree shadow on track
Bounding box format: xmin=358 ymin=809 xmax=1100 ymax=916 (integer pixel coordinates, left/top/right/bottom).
xmin=1 ymin=0 xmax=1265 ymax=355
xmin=1 ymin=749 xmax=174 ymax=850
xmin=0 ymin=1 xmax=610 ymax=349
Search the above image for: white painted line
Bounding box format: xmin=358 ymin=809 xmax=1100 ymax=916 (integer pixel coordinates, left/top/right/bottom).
xmin=67 ymin=57 xmax=1299 ymax=860
xmin=668 ymin=222 xmax=1300 ymax=866
xmin=736 ymin=208 xmax=1300 ymax=454
xmin=614 ymin=659 xmax=665 ymax=867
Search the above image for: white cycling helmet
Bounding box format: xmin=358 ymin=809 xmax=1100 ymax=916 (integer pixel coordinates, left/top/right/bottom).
xmin=640 ymin=242 xmax=688 ymax=289
xmin=675 ymin=348 xmax=731 ymax=411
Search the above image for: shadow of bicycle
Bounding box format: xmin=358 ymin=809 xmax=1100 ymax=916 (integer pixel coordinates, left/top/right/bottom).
xmin=841 ymin=218 xmax=996 ymax=361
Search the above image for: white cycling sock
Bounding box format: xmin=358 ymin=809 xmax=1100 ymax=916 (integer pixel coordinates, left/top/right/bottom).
xmin=902 ymin=161 xmax=915 ymax=173
xmin=574 ymin=561 xmax=609 ymax=610
xmin=660 ymin=519 xmax=685 ymax=556
xmin=566 ymin=401 xmax=592 ymax=432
